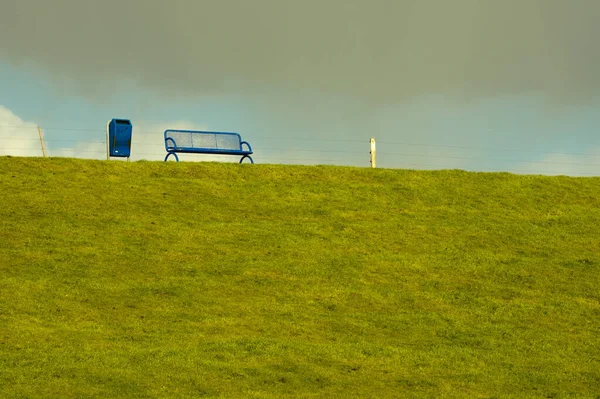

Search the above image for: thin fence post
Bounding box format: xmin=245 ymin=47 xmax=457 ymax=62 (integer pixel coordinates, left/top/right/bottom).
xmin=37 ymin=126 xmax=47 ymax=158
xmin=106 ymin=120 xmax=110 ymax=160
xmin=370 ymin=138 xmax=376 ymax=168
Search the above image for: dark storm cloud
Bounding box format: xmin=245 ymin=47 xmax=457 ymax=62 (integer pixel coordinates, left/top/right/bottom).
xmin=1 ymin=0 xmax=600 ymax=105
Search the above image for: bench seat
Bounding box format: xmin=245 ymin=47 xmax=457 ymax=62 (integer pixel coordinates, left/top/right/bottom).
xmin=169 ymin=147 xmax=252 ymax=156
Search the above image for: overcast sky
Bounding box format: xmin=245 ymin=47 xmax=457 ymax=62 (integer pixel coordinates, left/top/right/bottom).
xmin=1 ymin=0 xmax=600 ymax=174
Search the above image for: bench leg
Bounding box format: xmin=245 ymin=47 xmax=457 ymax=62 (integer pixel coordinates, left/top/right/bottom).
xmin=164 ymin=152 xmax=179 ymax=162
xmin=240 ymin=155 xmax=254 ymax=164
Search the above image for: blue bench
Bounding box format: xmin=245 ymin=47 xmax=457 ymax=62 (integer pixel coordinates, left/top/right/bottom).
xmin=164 ymin=129 xmax=254 ymax=163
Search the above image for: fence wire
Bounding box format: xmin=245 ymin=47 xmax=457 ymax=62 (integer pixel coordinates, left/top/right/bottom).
xmin=1 ymin=125 xmax=599 ymax=176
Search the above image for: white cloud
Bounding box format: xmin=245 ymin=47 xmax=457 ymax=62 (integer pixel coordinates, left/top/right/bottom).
xmin=0 ymin=112 xmax=246 ymax=163
xmin=38 ymin=120 xmax=191 ymax=161
xmin=512 ymin=149 xmax=600 ymax=177
xmin=50 ymin=142 xmax=107 ymax=160
xmin=131 ymin=120 xmax=216 ymax=162
xmin=0 ymin=105 xmax=43 ymax=157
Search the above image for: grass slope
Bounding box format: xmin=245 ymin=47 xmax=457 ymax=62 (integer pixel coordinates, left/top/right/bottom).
xmin=1 ymin=156 xmax=599 ymax=398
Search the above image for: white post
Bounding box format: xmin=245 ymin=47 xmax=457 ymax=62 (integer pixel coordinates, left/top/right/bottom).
xmin=106 ymin=120 xmax=111 ymax=160
xmin=370 ymin=138 xmax=376 ymax=168
xmin=37 ymin=126 xmax=47 ymax=158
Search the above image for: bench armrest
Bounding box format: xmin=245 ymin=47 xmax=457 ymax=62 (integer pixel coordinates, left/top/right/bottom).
xmin=240 ymin=141 xmax=253 ymax=152
xmin=165 ymin=137 xmax=177 ymax=149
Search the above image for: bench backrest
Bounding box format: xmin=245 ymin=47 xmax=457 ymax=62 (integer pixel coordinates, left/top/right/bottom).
xmin=164 ymin=129 xmax=243 ymax=151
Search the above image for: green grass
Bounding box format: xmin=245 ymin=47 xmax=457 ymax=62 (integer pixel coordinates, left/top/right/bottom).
xmin=1 ymin=156 xmax=599 ymax=398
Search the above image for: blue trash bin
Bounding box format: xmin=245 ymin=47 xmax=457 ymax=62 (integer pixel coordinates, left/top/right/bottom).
xmin=108 ymin=119 xmax=132 ymax=158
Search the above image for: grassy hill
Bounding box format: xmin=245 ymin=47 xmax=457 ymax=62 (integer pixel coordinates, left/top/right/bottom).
xmin=1 ymin=156 xmax=599 ymax=398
